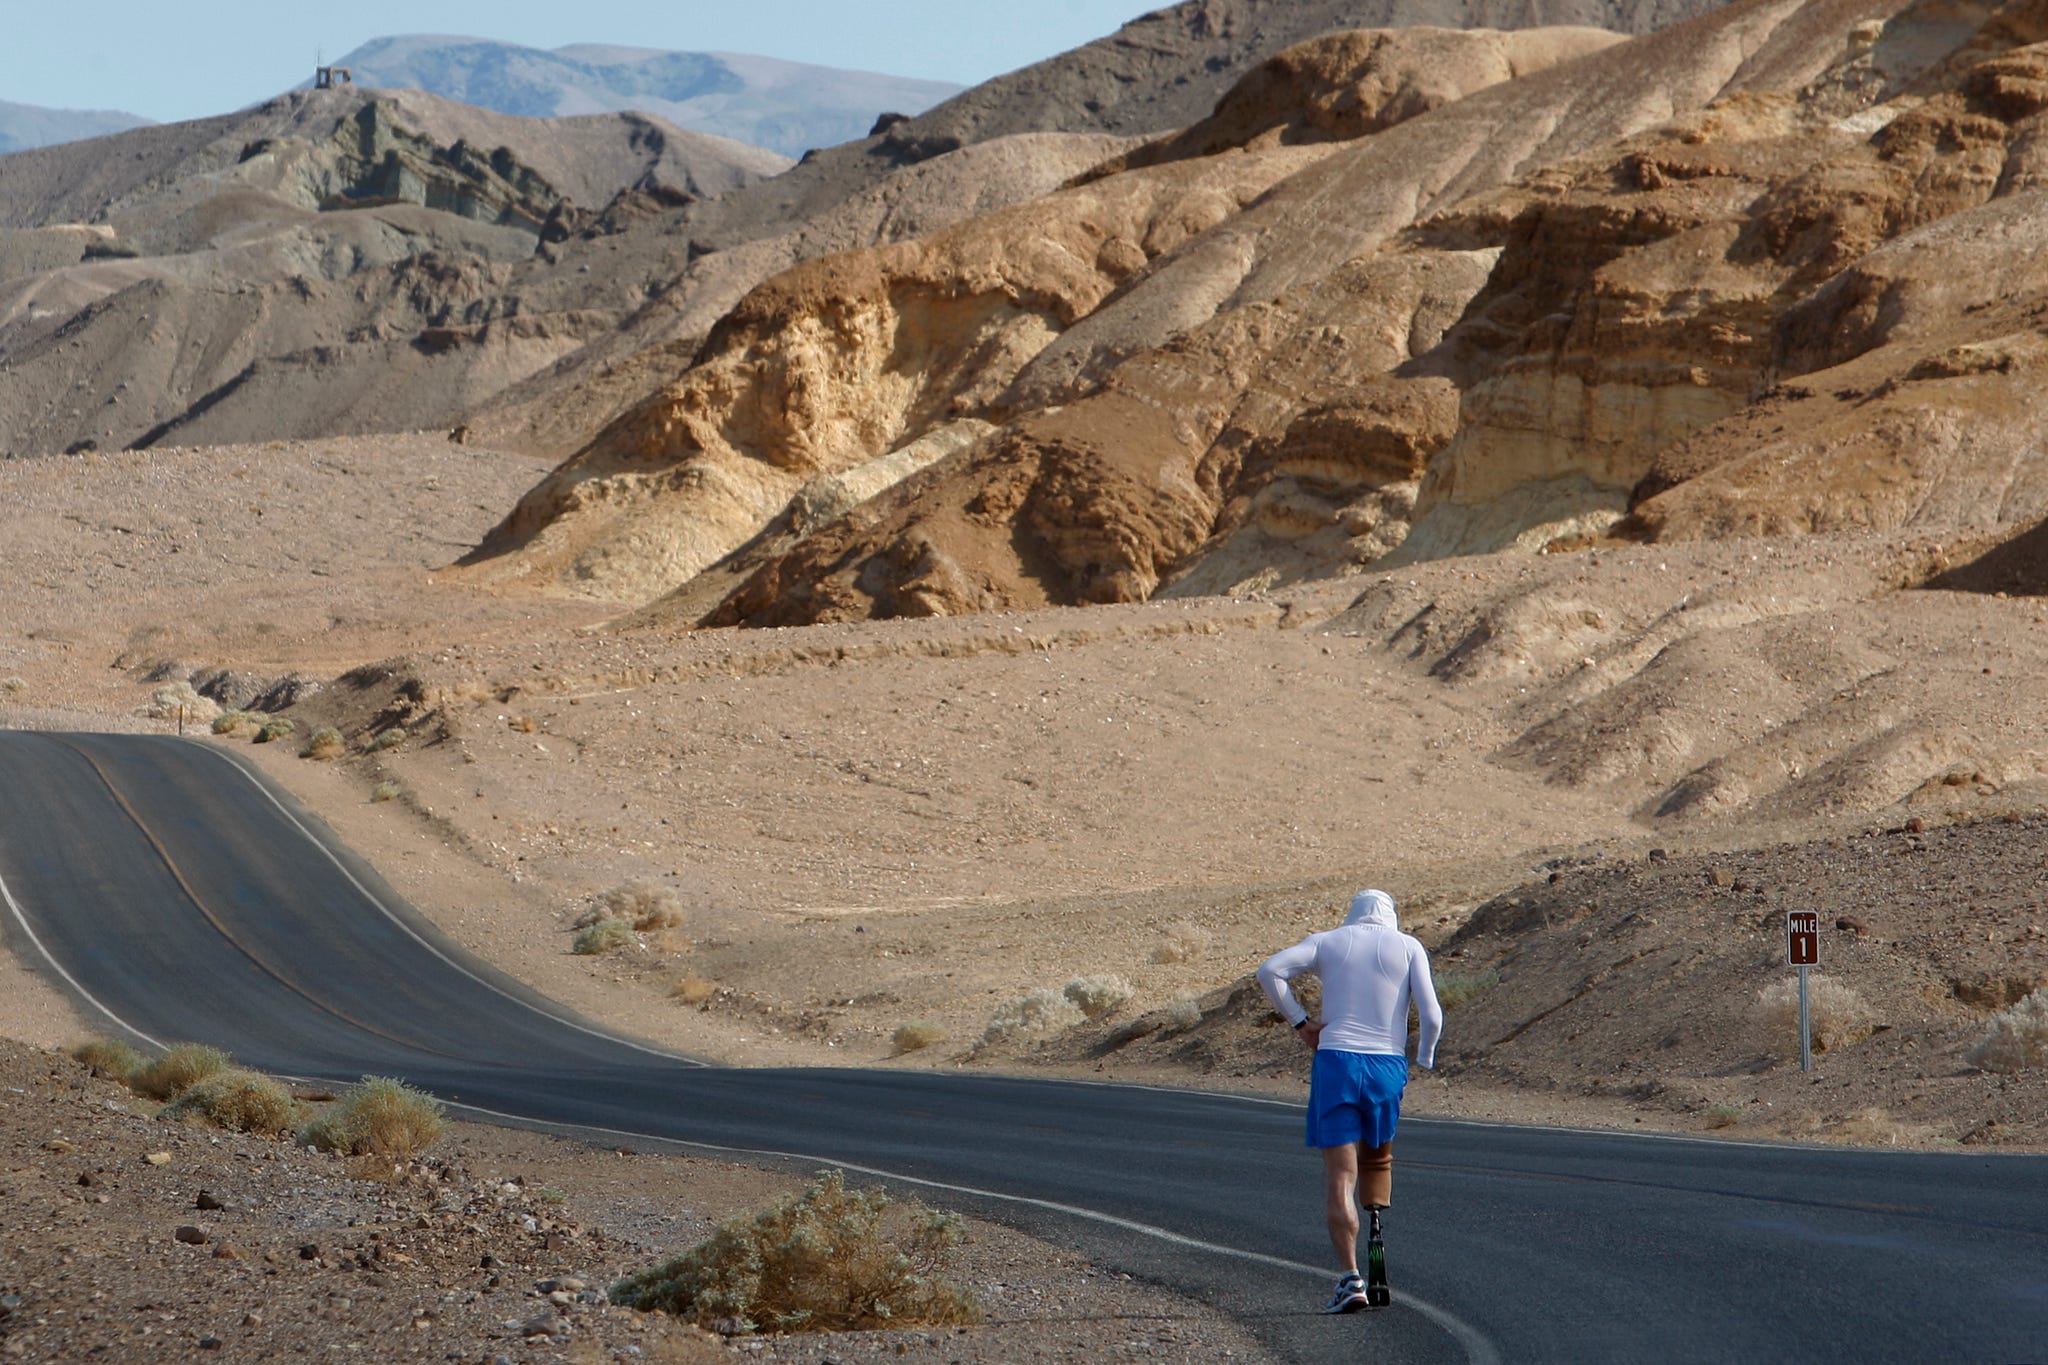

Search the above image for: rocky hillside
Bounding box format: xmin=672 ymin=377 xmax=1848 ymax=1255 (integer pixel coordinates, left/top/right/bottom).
xmin=324 ymin=35 xmax=962 ymax=159
xmin=455 ymin=0 xmax=2048 ymax=638
xmin=0 ymin=99 xmax=151 ymax=154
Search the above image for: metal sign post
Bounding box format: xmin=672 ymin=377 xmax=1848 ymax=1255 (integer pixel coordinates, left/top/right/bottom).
xmin=1786 ymin=910 xmax=1820 ymax=1071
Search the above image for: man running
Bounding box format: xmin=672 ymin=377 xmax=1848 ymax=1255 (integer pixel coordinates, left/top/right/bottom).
xmin=1257 ymin=889 xmax=1443 ymax=1313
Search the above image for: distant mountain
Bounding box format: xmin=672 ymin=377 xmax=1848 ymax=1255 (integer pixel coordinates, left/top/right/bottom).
xmin=0 ymin=99 xmax=153 ymax=155
xmin=322 ymin=36 xmax=962 ymax=158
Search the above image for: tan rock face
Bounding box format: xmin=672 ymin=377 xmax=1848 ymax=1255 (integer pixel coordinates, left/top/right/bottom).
xmin=469 ymin=0 xmax=2048 ymax=629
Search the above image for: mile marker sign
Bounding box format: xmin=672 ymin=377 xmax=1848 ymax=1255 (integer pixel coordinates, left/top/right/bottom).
xmin=1785 ymin=911 xmax=1819 ymax=1071
xmin=1786 ymin=911 xmax=1820 ymax=966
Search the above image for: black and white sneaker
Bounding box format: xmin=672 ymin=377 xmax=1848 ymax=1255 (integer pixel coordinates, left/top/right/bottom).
xmin=1324 ymin=1272 xmax=1370 ymax=1314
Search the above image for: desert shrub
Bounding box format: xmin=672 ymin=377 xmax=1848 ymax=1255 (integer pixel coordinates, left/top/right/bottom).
xmin=371 ymin=780 xmax=402 ymax=802
xmin=301 ymin=1076 xmax=445 ymax=1157
xmin=132 ymin=1043 xmax=232 ymax=1100
xmin=301 ymin=726 xmax=345 ymax=760
xmin=1704 ymin=1103 xmax=1743 ymax=1131
xmin=1163 ymin=997 xmax=1202 ymax=1032
xmin=982 ymin=988 xmax=1082 ymax=1045
xmin=0 ymin=675 xmax=25 ymax=694
xmin=892 ymin=1020 xmax=946 ymax=1053
xmin=162 ymin=1069 xmax=297 ymax=1135
xmin=211 ymin=710 xmax=258 ymax=735
xmin=670 ymin=976 xmax=719 ymax=1006
xmin=368 ymin=727 xmax=406 ymax=751
xmin=254 ymin=718 xmax=296 ymax=744
xmin=1434 ymin=968 xmax=1501 ymax=1009
xmin=1151 ymin=923 xmax=1210 ymax=965
xmin=70 ymin=1037 xmax=141 ymax=1081
xmin=1063 ymin=975 xmax=1134 ymax=1019
xmin=146 ymin=681 xmax=219 ymax=723
xmin=1756 ymin=976 xmax=1878 ymax=1053
xmin=610 ymin=1169 xmax=977 ymax=1335
xmin=603 ymin=881 xmax=686 ymax=931
xmin=574 ymin=919 xmax=635 ymax=955
xmin=1966 ymin=987 xmax=2048 ymax=1073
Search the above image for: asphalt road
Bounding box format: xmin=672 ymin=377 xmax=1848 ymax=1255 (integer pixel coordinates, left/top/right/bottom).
xmin=2 ymin=731 xmax=2045 ymax=1363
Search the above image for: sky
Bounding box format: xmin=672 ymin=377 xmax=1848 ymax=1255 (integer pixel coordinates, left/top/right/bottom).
xmin=3 ymin=1 xmax=1160 ymax=123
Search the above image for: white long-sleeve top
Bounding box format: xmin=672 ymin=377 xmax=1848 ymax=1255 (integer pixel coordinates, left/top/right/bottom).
xmin=1258 ymin=890 xmax=1443 ymax=1068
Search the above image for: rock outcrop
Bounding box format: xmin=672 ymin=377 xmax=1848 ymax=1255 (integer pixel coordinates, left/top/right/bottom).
xmin=463 ymin=0 xmax=2048 ymax=631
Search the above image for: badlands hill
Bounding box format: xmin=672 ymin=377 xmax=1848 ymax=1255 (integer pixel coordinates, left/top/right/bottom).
xmin=0 ymin=98 xmax=151 ymax=154
xmin=460 ymin=0 xmax=2048 ymax=642
xmin=0 ymin=0 xmax=1717 ymax=462
xmin=324 ymin=35 xmax=963 ymax=159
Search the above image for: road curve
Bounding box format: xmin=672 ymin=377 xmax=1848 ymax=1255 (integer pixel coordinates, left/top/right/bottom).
xmin=1 ymin=732 xmax=2045 ymax=1363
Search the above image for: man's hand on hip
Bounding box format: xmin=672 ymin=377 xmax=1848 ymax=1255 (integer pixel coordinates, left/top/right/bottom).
xmin=1297 ymin=1023 xmax=1321 ymax=1051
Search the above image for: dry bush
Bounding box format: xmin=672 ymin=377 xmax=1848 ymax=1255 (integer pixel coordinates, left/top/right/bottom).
xmin=1163 ymin=997 xmax=1202 ymax=1032
xmin=371 ymin=780 xmax=402 ymax=802
xmin=609 ymin=1169 xmax=978 ymax=1335
xmin=368 ymin=727 xmax=406 ymax=752
xmin=1151 ymin=923 xmax=1210 ymax=964
xmin=1828 ymin=1106 xmax=1910 ymax=1146
xmin=1966 ymin=987 xmax=2048 ymax=1073
xmin=983 ymin=988 xmax=1082 ymax=1045
xmin=0 ymin=675 xmax=25 ymax=694
xmin=302 ymin=1076 xmax=445 ymax=1157
xmin=162 ymin=1069 xmax=298 ymax=1135
xmin=1756 ymin=976 xmax=1878 ymax=1053
xmin=1704 ymin=1103 xmax=1743 ymax=1131
xmin=146 ymin=681 xmax=219 ymax=723
xmin=603 ymin=881 xmax=686 ymax=931
xmin=301 ymin=726 xmax=345 ymax=760
xmin=574 ymin=918 xmax=635 ymax=955
xmin=70 ymin=1037 xmax=141 ymax=1081
xmin=1434 ymin=968 xmax=1501 ymax=1009
xmin=670 ymin=976 xmax=719 ymax=1006
xmin=132 ymin=1043 xmax=232 ymax=1100
xmin=254 ymin=718 xmax=296 ymax=744
xmin=1063 ymin=975 xmax=1134 ymax=1019
xmin=892 ymin=1020 xmax=946 ymax=1053
xmin=210 ymin=710 xmax=259 ymax=736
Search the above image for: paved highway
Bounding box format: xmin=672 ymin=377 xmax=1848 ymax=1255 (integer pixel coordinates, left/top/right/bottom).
xmin=1 ymin=732 xmax=2044 ymax=1363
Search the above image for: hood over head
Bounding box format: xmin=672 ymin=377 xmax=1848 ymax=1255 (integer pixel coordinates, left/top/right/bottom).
xmin=1343 ymin=889 xmax=1398 ymax=929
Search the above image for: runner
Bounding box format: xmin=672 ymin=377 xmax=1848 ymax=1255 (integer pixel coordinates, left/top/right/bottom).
xmin=1257 ymin=889 xmax=1443 ymax=1313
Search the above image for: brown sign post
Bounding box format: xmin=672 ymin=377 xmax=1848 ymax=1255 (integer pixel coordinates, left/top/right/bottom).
xmin=1786 ymin=911 xmax=1819 ymax=1070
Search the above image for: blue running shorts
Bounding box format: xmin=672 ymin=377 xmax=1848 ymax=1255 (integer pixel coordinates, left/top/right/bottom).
xmin=1306 ymin=1050 xmax=1408 ymax=1149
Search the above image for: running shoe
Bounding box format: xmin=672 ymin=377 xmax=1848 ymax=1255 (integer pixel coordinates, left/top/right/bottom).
xmin=1324 ymin=1272 xmax=1370 ymax=1314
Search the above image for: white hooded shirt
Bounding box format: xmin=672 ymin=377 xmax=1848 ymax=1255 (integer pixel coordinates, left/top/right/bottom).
xmin=1257 ymin=889 xmax=1443 ymax=1067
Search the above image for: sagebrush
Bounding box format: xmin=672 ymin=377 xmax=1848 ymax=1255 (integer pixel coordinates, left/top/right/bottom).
xmin=1756 ymin=976 xmax=1877 ymax=1053
xmin=163 ymin=1069 xmax=298 ymax=1135
xmin=1152 ymin=923 xmax=1210 ymax=964
xmin=1966 ymin=987 xmax=2048 ymax=1073
xmin=603 ymin=881 xmax=686 ymax=931
xmin=892 ymin=1020 xmax=946 ymax=1053
xmin=982 ymin=988 xmax=1081 ymax=1044
xmin=1063 ymin=975 xmax=1134 ymax=1019
xmin=371 ymin=780 xmax=402 ymax=802
xmin=301 ymin=1076 xmax=445 ymax=1157
xmin=670 ymin=976 xmax=719 ymax=1005
xmin=132 ymin=1042 xmax=232 ymax=1100
xmin=302 ymin=726 xmax=345 ymax=760
xmin=574 ymin=919 xmax=635 ymax=954
xmin=211 ymin=710 xmax=259 ymax=736
xmin=70 ymin=1036 xmax=141 ymax=1080
xmin=1434 ymin=968 xmax=1501 ymax=1009
xmin=254 ymin=718 xmax=296 ymax=744
xmin=609 ymin=1169 xmax=978 ymax=1335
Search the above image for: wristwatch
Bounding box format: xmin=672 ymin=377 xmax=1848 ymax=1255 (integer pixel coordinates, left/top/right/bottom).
xmin=1294 ymin=1019 xmax=1311 ymax=1030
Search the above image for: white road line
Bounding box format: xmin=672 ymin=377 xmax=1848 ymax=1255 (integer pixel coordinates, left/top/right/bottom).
xmin=439 ymin=1095 xmax=1503 ymax=1365
xmin=187 ymin=740 xmax=698 ymax=1065
xmin=0 ymin=864 xmax=170 ymax=1052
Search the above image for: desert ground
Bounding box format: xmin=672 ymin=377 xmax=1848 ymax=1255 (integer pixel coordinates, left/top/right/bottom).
xmin=2 ymin=432 xmax=2041 ymax=1154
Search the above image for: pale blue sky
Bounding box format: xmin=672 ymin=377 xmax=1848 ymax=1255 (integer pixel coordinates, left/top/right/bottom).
xmin=6 ymin=1 xmax=1157 ymax=122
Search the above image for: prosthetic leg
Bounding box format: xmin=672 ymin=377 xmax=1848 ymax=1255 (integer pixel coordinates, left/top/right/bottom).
xmin=1366 ymin=1208 xmax=1390 ymax=1307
